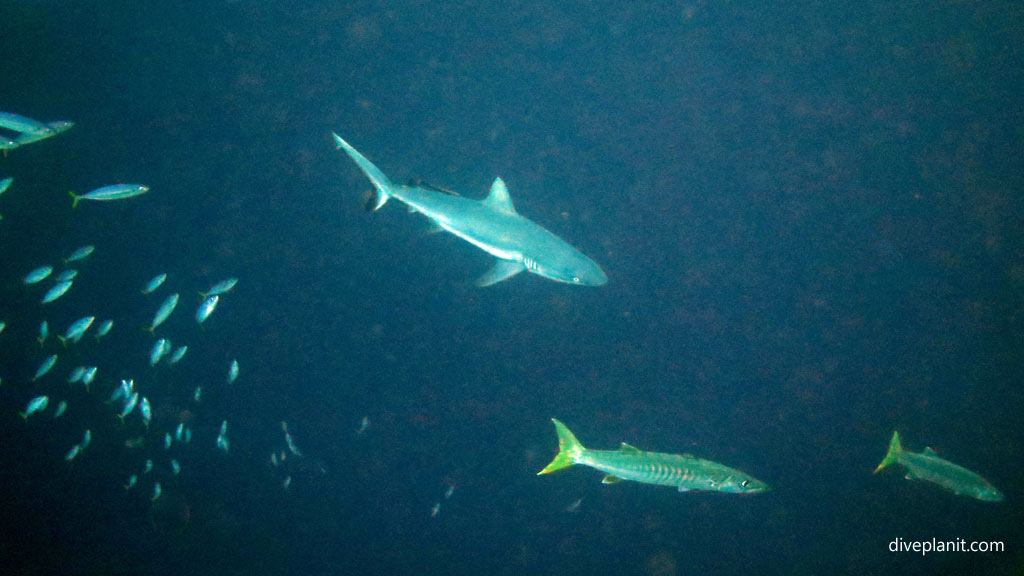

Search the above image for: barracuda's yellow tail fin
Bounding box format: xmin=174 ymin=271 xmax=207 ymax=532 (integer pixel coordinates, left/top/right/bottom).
xmin=538 ymin=419 xmax=585 ymax=475
xmin=874 ymin=431 xmax=903 ymax=474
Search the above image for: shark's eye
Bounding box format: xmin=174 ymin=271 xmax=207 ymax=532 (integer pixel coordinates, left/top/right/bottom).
xmin=741 ymin=480 xmax=749 ymax=488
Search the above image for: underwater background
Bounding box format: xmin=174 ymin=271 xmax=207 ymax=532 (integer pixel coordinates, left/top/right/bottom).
xmin=0 ymin=1 xmax=1021 ymax=574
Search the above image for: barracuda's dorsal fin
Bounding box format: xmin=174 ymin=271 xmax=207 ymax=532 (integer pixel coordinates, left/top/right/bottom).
xmin=682 ymin=453 xmax=695 ymax=459
xmin=482 ymin=178 xmax=516 ymax=214
xmin=618 ymin=443 xmax=641 ymax=454
xmin=602 ymin=474 xmax=624 ymax=484
xmin=923 ymin=447 xmax=937 ymax=455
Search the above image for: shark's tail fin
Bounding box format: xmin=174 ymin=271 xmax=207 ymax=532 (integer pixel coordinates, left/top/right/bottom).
xmin=333 ymin=133 xmax=393 ymax=211
xmin=538 ymin=419 xmax=585 ymax=475
xmin=874 ymin=431 xmax=903 ymax=474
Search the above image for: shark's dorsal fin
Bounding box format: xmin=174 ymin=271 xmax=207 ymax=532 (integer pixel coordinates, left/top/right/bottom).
xmin=601 ymin=474 xmax=624 ymax=484
xmin=482 ymin=178 xmax=516 ymax=214
xmin=681 ymin=453 xmax=695 ymax=459
xmin=923 ymin=447 xmax=938 ymax=455
xmin=618 ymin=443 xmax=641 ymax=454
xmin=475 ymin=260 xmax=525 ymax=287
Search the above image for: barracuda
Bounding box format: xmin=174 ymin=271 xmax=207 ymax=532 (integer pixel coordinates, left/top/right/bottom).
xmin=874 ymin=431 xmax=1003 ymax=502
xmin=538 ymin=419 xmax=769 ymax=494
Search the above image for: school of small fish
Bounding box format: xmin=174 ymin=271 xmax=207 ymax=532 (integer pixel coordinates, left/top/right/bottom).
xmin=0 ymin=110 xmax=350 ymax=514
xmin=4 ymin=240 xmax=257 ymax=501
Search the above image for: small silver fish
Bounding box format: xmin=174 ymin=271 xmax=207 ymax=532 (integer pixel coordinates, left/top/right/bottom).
xmin=169 ymin=345 xmax=188 ymax=364
xmin=0 ymin=111 xmax=53 ymax=135
xmin=149 ymin=338 xmax=171 ymax=366
xmin=148 ymin=293 xmax=179 ymax=331
xmin=227 ymin=359 xmax=239 ymax=384
xmin=81 ymin=429 xmax=92 ymax=449
xmin=142 ymin=273 xmax=167 ymax=294
xmin=196 ymin=295 xmax=219 ymax=324
xmin=13 ymin=120 xmax=73 ymax=146
xmin=285 ymin=431 xmax=302 ymax=457
xmin=67 ymin=366 xmax=87 ymax=383
xmin=32 ymin=354 xmax=58 ymax=381
xmin=151 ymin=482 xmax=162 ymax=502
xmin=202 ymin=277 xmax=238 ymax=297
xmin=139 ymin=397 xmax=151 ymax=427
xmin=65 ymin=444 xmax=81 ymax=462
xmin=69 ymin=184 xmax=149 ymax=209
xmin=0 ymin=177 xmax=12 ymax=195
xmin=94 ymin=319 xmax=113 ymax=339
xmin=53 ymin=400 xmax=68 ymax=418
xmin=64 ymin=245 xmax=95 ymax=263
xmin=125 ymin=474 xmax=138 ymax=490
xmin=356 ymin=416 xmax=370 ymax=436
xmin=170 ymin=460 xmax=181 ymax=475
xmin=55 ymin=269 xmax=78 ymax=282
xmin=216 ymin=420 xmax=230 ymax=453
xmin=20 ymin=395 xmax=49 ymax=420
xmin=164 ymin=433 xmax=173 ymax=450
xmin=119 ymin=392 xmax=139 ymax=419
xmin=107 ymin=383 xmax=128 ymax=404
xmin=61 ymin=316 xmax=95 ymax=344
xmin=37 ymin=320 xmax=49 ymax=345
xmin=107 ymin=379 xmax=132 ymax=404
xmin=24 ymin=265 xmax=53 ymax=284
xmin=41 ymin=280 xmax=73 ymax=304
xmin=283 ymin=476 xmax=292 ymax=491
xmin=80 ymin=366 xmax=97 ymax=389
xmin=143 ymin=459 xmax=153 ymax=474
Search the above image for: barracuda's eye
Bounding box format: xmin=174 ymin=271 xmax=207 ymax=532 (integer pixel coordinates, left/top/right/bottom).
xmin=573 ymin=277 xmax=580 ymax=283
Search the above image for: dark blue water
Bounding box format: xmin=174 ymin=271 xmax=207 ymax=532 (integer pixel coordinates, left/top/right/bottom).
xmin=0 ymin=1 xmax=1021 ymax=574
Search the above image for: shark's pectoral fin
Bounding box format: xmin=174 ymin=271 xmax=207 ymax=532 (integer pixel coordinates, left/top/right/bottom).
xmin=475 ymin=260 xmax=525 ymax=287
